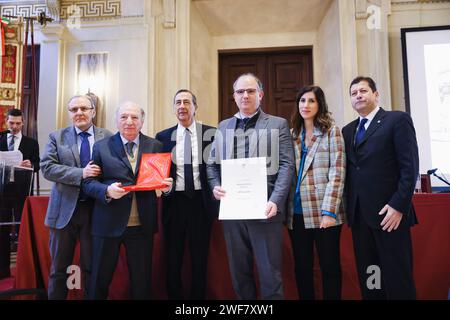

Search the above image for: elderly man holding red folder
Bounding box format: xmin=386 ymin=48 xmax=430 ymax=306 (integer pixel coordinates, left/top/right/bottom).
xmin=82 ymin=101 xmax=173 ymax=299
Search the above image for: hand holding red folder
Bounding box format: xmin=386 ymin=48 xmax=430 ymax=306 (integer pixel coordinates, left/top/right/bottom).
xmin=122 ymin=153 xmax=172 ymax=191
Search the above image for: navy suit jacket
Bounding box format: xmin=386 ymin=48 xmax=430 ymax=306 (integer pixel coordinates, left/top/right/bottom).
xmin=0 ymin=133 xmax=40 ymax=172
xmin=342 ymin=108 xmax=419 ymax=228
xmin=82 ymin=132 xmax=163 ymax=237
xmin=155 ymin=123 xmax=219 ymax=225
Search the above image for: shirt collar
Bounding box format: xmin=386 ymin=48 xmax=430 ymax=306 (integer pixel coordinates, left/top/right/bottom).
xmin=359 ymin=106 xmax=380 ymax=123
xmin=120 ymin=133 xmax=140 ymax=146
xmin=75 ymin=125 xmax=94 ymax=136
xmin=177 ymin=121 xmax=197 ymax=136
xmin=7 ymin=131 xmax=22 ymax=139
xmin=234 ymin=109 xmax=260 ymax=120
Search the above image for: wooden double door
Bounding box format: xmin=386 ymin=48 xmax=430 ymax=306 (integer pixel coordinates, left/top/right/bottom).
xmin=219 ymin=48 xmax=313 ymax=122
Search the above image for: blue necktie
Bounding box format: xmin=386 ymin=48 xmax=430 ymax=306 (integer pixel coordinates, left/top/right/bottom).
xmin=8 ymin=135 xmax=15 ymax=151
xmin=79 ymin=131 xmax=91 ymax=168
xmin=355 ymin=118 xmax=368 ymax=146
xmin=184 ymin=129 xmax=195 ymax=198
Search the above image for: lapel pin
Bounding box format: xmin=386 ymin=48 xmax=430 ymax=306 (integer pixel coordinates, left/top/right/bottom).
xmin=377 ymin=120 xmax=381 ymax=123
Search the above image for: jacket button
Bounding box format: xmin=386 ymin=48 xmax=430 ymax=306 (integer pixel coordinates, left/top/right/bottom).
xmin=356 ymin=167 xmax=360 ymax=170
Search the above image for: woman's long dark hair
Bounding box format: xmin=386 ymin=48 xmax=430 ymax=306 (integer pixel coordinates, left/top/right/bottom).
xmin=290 ymin=85 xmax=333 ymax=138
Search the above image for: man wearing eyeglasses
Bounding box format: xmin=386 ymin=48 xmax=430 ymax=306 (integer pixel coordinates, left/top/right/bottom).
xmin=41 ymin=95 xmax=112 ymax=299
xmin=207 ymin=73 xmax=295 ymax=299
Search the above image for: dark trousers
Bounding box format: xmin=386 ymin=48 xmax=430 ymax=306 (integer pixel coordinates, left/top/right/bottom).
xmin=289 ymin=214 xmax=342 ymax=300
xmin=165 ymin=191 xmax=212 ymax=300
xmin=222 ymin=220 xmax=284 ymax=300
xmin=48 ymin=200 xmax=92 ymax=300
xmin=351 ymin=210 xmax=416 ymax=300
xmin=0 ymin=209 xmax=12 ymax=279
xmin=89 ymin=226 xmax=153 ymax=300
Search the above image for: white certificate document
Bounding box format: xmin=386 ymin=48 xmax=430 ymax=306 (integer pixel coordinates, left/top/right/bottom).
xmin=219 ymin=157 xmax=268 ymax=220
xmin=0 ymin=150 xmax=23 ymax=166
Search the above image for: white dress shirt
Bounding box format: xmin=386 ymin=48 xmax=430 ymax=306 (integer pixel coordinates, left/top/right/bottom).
xmin=175 ymin=122 xmax=201 ymax=191
xmin=7 ymin=131 xmax=22 ymax=151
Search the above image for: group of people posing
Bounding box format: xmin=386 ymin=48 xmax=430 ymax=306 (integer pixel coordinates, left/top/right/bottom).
xmin=40 ymin=73 xmax=419 ymax=300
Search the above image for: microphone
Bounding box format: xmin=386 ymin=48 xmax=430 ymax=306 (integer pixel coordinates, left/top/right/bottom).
xmin=0 ymin=129 xmax=10 ymax=135
xmin=427 ymin=168 xmax=438 ymax=175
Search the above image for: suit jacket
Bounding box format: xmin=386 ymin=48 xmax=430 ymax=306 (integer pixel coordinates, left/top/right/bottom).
xmin=342 ymin=108 xmax=419 ymax=228
xmin=41 ymin=125 xmax=112 ymax=229
xmin=82 ymin=132 xmax=163 ymax=238
xmin=286 ymin=125 xmax=346 ymax=229
xmin=0 ymin=133 xmax=40 ymax=172
xmin=206 ymin=110 xmax=295 ymax=223
xmin=155 ymin=123 xmax=219 ymax=225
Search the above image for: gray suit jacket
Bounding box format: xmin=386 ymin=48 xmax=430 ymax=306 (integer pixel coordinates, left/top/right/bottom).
xmin=41 ymin=125 xmax=113 ymax=229
xmin=206 ymin=110 xmax=295 ymax=223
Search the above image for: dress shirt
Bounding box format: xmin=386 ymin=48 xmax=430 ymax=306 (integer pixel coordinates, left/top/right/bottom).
xmin=6 ymin=131 xmax=22 ymax=151
xmin=175 ymin=122 xmax=201 ymax=191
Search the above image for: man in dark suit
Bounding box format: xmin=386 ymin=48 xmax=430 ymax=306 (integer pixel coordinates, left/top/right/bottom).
xmin=0 ymin=108 xmax=39 ymax=279
xmin=207 ymin=73 xmax=295 ymax=299
xmin=342 ymin=76 xmax=419 ymax=300
xmin=82 ymin=101 xmax=173 ymax=299
xmin=41 ymin=95 xmax=112 ymax=299
xmin=155 ymin=89 xmax=218 ymax=299
xmin=0 ymin=108 xmax=40 ymax=172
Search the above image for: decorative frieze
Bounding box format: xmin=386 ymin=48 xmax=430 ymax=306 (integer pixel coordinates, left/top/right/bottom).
xmin=60 ymin=0 xmax=121 ymax=20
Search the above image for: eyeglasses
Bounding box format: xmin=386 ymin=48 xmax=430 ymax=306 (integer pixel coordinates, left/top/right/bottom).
xmin=68 ymin=106 xmax=94 ymax=113
xmin=234 ymin=88 xmax=258 ymax=96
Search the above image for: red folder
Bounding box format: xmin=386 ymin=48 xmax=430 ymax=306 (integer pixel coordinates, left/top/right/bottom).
xmin=122 ymin=153 xmax=172 ymax=191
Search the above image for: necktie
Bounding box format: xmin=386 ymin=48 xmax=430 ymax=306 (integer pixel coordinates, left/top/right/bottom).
xmin=184 ymin=129 xmax=195 ymax=198
xmin=241 ymin=117 xmax=250 ymax=130
xmin=79 ymin=131 xmax=91 ymax=167
xmin=126 ymin=141 xmax=135 ymax=158
xmin=355 ymin=118 xmax=368 ymax=146
xmin=8 ymin=135 xmax=15 ymax=151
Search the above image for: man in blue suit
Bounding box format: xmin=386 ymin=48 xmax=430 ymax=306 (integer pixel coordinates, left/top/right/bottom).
xmin=342 ymin=76 xmax=419 ymax=299
xmin=82 ymin=101 xmax=173 ymax=299
xmin=41 ymin=95 xmax=112 ymax=299
xmin=155 ymin=89 xmax=218 ymax=299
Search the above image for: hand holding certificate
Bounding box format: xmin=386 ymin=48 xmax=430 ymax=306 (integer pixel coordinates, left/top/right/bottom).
xmin=122 ymin=153 xmax=172 ymax=191
xmin=219 ymin=157 xmax=268 ymax=220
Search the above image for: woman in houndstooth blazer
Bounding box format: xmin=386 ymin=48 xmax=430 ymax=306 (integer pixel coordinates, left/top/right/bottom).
xmin=287 ymin=85 xmax=346 ymax=300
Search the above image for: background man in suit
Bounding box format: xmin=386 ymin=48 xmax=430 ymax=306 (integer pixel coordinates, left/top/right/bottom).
xmin=155 ymin=89 xmax=218 ymax=299
xmin=82 ymin=102 xmax=173 ymax=299
xmin=342 ymin=76 xmax=419 ymax=300
xmin=207 ymin=73 xmax=295 ymax=299
xmin=1 ymin=108 xmax=40 ymax=171
xmin=0 ymin=108 xmax=40 ymax=279
xmin=41 ymin=95 xmax=112 ymax=299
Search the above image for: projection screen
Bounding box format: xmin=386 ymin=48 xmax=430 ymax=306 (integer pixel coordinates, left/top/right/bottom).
xmin=401 ymin=25 xmax=450 ymax=189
